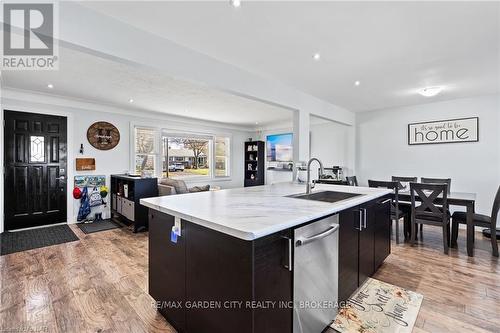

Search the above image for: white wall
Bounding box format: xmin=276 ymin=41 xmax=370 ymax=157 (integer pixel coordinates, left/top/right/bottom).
xmin=356 ymin=94 xmax=500 ymax=217
xmin=1 ymin=89 xmax=251 ymax=230
xmin=310 ymin=118 xmax=356 ymax=180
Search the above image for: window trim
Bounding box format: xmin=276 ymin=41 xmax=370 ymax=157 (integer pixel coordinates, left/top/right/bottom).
xmin=131 ymin=123 xmax=232 ymax=182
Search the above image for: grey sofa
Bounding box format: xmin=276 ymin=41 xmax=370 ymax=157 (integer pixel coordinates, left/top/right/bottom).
xmin=158 ymin=178 xmax=210 ymax=196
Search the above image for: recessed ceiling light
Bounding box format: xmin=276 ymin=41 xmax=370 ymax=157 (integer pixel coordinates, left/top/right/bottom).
xmin=418 ymin=86 xmax=443 ymax=97
xmin=129 ymin=98 xmax=134 ymax=103
xmin=230 ymin=0 xmax=241 ymax=8
xmin=255 ymin=122 xmax=259 ymax=125
xmin=313 ymin=53 xmax=321 ymax=61
xmin=354 ymin=81 xmax=360 ymax=86
xmin=47 ymin=83 xmax=54 ymax=89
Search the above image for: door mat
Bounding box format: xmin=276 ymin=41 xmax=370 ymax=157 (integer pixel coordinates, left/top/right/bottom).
xmin=77 ymin=219 xmax=122 ymax=234
xmin=331 ymin=278 xmax=423 ymax=333
xmin=0 ymin=224 xmax=79 ymax=256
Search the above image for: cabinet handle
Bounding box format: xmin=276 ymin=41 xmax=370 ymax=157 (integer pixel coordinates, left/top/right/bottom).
xmin=356 ymin=209 xmax=363 ymax=231
xmin=362 ymin=208 xmax=367 ymax=229
xmin=381 ymin=199 xmax=391 ymax=204
xmin=282 ymin=236 xmax=292 ymax=271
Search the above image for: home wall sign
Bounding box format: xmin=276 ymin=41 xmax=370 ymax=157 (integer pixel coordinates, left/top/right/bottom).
xmin=76 ymin=158 xmax=96 ymax=171
xmin=87 ymin=121 xmax=120 ymax=150
xmin=408 ymin=117 xmax=478 ymax=145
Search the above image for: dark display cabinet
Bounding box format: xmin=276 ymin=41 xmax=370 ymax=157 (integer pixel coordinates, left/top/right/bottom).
xmin=110 ymin=174 xmax=158 ymax=232
xmin=244 ymin=141 xmax=265 ymax=187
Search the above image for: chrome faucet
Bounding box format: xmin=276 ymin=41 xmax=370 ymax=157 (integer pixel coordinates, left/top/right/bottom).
xmin=306 ymin=158 xmax=324 ymax=194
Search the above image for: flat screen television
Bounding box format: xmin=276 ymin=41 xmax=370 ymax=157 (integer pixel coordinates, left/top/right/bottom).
xmin=266 ymin=133 xmax=293 ymax=162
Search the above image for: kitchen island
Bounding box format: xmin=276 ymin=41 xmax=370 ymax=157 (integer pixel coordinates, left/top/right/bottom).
xmin=141 ymin=182 xmax=392 ymax=333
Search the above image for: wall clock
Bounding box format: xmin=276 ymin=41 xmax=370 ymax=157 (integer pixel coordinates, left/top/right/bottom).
xmin=87 ymin=121 xmax=120 ymax=150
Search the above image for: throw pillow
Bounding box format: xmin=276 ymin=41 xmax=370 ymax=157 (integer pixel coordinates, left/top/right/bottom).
xmin=160 ymin=178 xmax=189 ymax=194
xmin=189 ymin=185 xmax=211 ymax=193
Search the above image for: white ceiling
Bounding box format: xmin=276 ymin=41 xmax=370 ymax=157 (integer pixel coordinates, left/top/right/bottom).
xmin=1 ymin=47 xmax=293 ymax=127
xmin=81 ymin=1 xmax=500 ymax=112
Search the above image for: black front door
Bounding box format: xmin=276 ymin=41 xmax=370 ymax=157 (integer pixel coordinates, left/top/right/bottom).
xmin=4 ymin=110 xmax=67 ymax=230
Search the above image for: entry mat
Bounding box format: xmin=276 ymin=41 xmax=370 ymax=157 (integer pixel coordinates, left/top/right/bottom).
xmin=331 ymin=278 xmax=423 ymax=333
xmin=0 ymin=224 xmax=79 ymax=256
xmin=77 ymin=219 xmax=122 ymax=234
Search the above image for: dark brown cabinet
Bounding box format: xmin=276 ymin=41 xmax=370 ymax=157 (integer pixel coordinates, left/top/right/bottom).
xmin=110 ymin=175 xmax=158 ymax=232
xmin=338 ymin=207 xmax=361 ymax=303
xmin=149 ymin=212 xmax=186 ymax=331
xmin=338 ymin=195 xmax=391 ymax=303
xmin=358 ymin=201 xmax=376 ymax=283
xmin=253 ymin=232 xmax=293 ymax=333
xmin=374 ymin=197 xmax=392 ymax=270
xmin=148 ymin=209 xmax=292 ymax=333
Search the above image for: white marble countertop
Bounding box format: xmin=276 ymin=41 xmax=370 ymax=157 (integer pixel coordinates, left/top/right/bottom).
xmin=140 ymin=182 xmax=392 ymax=241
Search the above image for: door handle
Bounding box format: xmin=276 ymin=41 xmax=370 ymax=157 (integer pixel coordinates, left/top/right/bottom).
xmin=57 ymin=176 xmax=65 ymax=180
xmin=296 ymin=225 xmax=339 ymax=246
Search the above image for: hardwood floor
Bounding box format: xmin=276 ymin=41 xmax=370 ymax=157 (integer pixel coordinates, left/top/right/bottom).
xmin=374 ymin=227 xmax=500 ymax=333
xmin=1 ymin=223 xmax=498 ymax=332
xmin=0 ymin=224 xmax=175 ymax=333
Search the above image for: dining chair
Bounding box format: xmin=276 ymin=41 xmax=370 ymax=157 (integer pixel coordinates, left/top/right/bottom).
xmin=410 ymin=182 xmax=451 ymax=254
xmin=391 ymin=176 xmax=418 ymax=191
xmin=421 ymin=177 xmax=451 ymax=194
xmin=346 ymin=176 xmax=358 ymax=186
xmin=421 ymin=178 xmax=452 ymax=235
xmin=368 ymin=180 xmax=407 ymax=244
xmin=392 ymin=176 xmax=418 ymax=238
xmin=451 ymin=185 xmax=499 ymax=257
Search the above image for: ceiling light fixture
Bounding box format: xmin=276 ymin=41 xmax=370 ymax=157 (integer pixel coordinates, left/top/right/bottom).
xmin=354 ymin=81 xmax=360 ymax=86
xmin=418 ymin=86 xmax=443 ymax=97
xmin=313 ymin=53 xmax=321 ymax=61
xmin=47 ymin=83 xmax=54 ymax=89
xmin=230 ymin=0 xmax=241 ymax=8
xmin=129 ymin=98 xmax=134 ymax=103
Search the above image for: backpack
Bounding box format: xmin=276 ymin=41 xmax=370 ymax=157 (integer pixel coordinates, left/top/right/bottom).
xmin=89 ymin=186 xmax=103 ymax=207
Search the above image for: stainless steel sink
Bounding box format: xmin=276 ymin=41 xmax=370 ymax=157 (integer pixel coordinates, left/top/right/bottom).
xmin=288 ymin=190 xmax=362 ymax=203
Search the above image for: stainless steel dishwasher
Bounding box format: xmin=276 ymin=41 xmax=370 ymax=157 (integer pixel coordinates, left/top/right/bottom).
xmin=293 ymin=214 xmax=339 ymax=333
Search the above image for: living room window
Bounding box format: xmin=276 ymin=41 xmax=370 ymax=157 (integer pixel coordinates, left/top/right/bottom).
xmin=159 ymin=132 xmax=231 ymax=180
xmin=133 ymin=125 xmax=231 ymax=180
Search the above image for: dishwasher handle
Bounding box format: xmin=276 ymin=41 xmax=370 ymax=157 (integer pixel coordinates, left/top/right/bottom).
xmin=296 ymin=224 xmax=339 ymax=247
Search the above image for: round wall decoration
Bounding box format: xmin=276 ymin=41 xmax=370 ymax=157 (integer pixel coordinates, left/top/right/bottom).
xmin=87 ymin=121 xmax=120 ymax=150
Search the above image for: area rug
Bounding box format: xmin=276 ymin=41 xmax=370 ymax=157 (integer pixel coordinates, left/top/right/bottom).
xmin=331 ymin=278 xmax=423 ymax=333
xmin=1 ymin=224 xmax=79 ymax=256
xmin=77 ymin=219 xmax=122 ymax=234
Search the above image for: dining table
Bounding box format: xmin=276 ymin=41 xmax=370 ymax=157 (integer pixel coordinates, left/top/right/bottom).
xmin=397 ymin=190 xmax=477 ymax=257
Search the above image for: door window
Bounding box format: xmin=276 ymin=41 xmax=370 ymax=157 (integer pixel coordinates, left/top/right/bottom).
xmin=30 ymin=136 xmax=45 ymax=162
